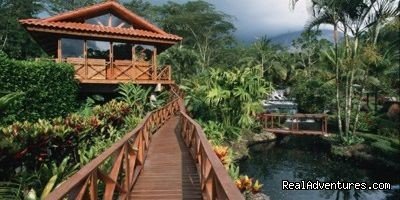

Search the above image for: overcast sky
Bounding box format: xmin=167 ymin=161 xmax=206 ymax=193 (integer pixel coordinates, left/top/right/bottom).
xmin=149 ymin=0 xmax=313 ymax=41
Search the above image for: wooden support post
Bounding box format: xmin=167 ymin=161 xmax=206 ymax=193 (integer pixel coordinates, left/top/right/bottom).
xmin=132 ymin=45 xmax=136 ymax=81
xmin=264 ymin=115 xmax=267 ymax=129
xmin=278 ymin=116 xmax=281 ymax=126
xmin=291 ymin=117 xmax=294 ymax=130
xmin=109 ymin=42 xmax=113 ymax=80
xmin=84 ymin=40 xmax=88 ymax=79
xmin=168 ymin=65 xmax=172 ymax=81
xmin=57 ymin=39 xmax=62 ymax=63
xmin=271 ymin=116 xmax=274 ymax=129
xmin=152 ymin=48 xmax=157 ymax=80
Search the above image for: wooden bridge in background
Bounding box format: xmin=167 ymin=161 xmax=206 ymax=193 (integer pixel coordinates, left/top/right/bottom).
xmin=259 ymin=113 xmax=329 ymax=136
xmin=45 ymin=85 xmax=243 ymax=200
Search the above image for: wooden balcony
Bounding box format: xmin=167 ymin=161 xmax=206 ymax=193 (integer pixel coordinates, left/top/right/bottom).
xmin=64 ymin=57 xmax=173 ymax=85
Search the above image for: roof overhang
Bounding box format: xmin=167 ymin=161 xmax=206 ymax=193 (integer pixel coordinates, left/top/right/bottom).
xmin=19 ymin=0 xmax=182 ymax=55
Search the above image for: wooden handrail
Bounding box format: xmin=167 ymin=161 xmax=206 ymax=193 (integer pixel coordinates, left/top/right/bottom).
xmin=156 ymin=65 xmax=171 ymax=80
xmin=178 ymin=99 xmax=243 ymax=200
xmin=45 ymin=98 xmax=180 ymax=200
xmin=172 ymin=84 xmax=243 ymax=200
xmin=260 ymin=113 xmax=328 ymax=118
xmin=46 ymin=84 xmax=243 ymax=200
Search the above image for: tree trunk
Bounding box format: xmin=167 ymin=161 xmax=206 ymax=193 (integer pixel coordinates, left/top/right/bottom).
xmin=334 ymin=24 xmax=344 ymax=137
xmin=352 ymin=71 xmax=368 ymax=135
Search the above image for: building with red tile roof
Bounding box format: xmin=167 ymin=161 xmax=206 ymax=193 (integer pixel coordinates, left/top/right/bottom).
xmin=20 ymin=0 xmax=182 ymax=85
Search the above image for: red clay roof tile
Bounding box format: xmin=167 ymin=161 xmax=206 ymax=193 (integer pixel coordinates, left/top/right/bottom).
xmin=41 ymin=0 xmax=167 ymax=35
xmin=19 ymin=0 xmax=182 ymax=43
xmin=20 ymin=19 xmax=182 ymax=41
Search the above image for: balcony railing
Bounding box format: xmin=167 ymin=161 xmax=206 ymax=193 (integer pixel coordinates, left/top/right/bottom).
xmin=40 ymin=57 xmax=173 ymax=84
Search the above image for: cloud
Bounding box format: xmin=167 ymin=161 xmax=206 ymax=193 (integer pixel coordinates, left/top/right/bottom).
xmin=150 ymin=0 xmax=312 ymax=39
xmin=211 ymin=0 xmax=312 ymax=38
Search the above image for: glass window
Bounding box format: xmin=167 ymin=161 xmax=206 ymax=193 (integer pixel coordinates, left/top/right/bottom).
xmin=85 ymin=14 xmax=109 ymax=26
xmin=134 ymin=45 xmax=154 ymax=62
xmin=113 ymin=43 xmax=132 ymax=60
xmin=61 ymin=38 xmax=84 ymax=58
xmin=112 ymin=15 xmax=132 ymax=28
xmin=87 ymin=41 xmax=110 ymax=59
xmin=85 ymin=13 xmax=132 ymax=28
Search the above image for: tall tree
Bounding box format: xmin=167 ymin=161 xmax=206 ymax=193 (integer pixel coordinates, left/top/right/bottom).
xmin=153 ymin=0 xmax=236 ymax=69
xmin=123 ymin=0 xmax=154 ymax=20
xmin=291 ymin=0 xmax=399 ymax=140
xmin=44 ymin=0 xmax=98 ymax=14
xmin=0 ymin=0 xmax=43 ymax=59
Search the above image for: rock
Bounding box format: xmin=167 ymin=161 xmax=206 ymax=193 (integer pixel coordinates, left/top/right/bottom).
xmin=247 ymin=192 xmax=270 ymax=200
xmin=249 ymin=131 xmax=277 ymax=146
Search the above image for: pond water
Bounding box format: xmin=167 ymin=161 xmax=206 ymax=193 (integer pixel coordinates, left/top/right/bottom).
xmin=239 ymin=137 xmax=400 ymax=200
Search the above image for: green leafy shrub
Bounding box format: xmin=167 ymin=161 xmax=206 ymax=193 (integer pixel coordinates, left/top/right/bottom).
xmin=0 ymin=84 xmax=166 ymax=198
xmin=0 ymin=52 xmax=78 ymax=124
xmin=117 ymin=83 xmax=172 ymax=117
xmin=355 ymin=112 xmax=377 ymax=132
xmin=375 ymin=117 xmax=399 ymax=137
xmin=201 ymin=120 xmax=240 ymax=144
xmin=290 ymin=74 xmax=335 ymax=113
xmin=0 ymin=100 xmax=132 ymax=171
xmin=182 ymin=66 xmax=272 ymax=141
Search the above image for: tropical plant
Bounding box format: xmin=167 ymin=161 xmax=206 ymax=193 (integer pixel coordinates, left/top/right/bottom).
xmin=182 ymin=66 xmax=272 ymax=141
xmin=228 ymin=163 xmax=240 ymax=180
xmin=290 ymin=74 xmax=335 ymax=113
xmin=0 ymin=182 xmax=21 ymax=199
xmin=117 ymin=83 xmax=151 ymax=117
xmin=213 ymin=145 xmax=231 ymax=168
xmin=235 ymin=175 xmax=264 ymax=195
xmin=291 ymin=0 xmax=400 ymax=141
xmin=77 ymin=95 xmax=104 ymax=117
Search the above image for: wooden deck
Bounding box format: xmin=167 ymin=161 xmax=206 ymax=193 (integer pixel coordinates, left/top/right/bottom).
xmin=131 ymin=116 xmax=201 ymax=199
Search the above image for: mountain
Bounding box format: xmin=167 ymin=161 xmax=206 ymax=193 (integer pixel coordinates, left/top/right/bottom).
xmin=270 ymin=29 xmax=342 ymax=47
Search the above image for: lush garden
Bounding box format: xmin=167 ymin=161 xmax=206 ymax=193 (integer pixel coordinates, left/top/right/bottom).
xmin=0 ymin=0 xmax=399 ymax=199
xmin=0 ymin=53 xmax=171 ymax=198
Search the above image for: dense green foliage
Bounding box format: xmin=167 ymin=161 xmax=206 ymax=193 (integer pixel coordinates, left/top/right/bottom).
xmin=0 ymin=0 xmax=396 ymax=140
xmin=0 ymin=52 xmax=78 ymax=124
xmin=0 ymin=84 xmax=168 ymax=199
xmin=0 ymin=99 xmax=131 ymax=199
xmin=290 ymin=75 xmax=335 ymax=113
xmin=44 ymin=0 xmax=98 ymax=15
xmin=0 ymin=0 xmax=44 ymax=59
xmin=0 ymin=0 xmax=398 ymax=197
xmin=182 ymin=66 xmax=272 ymax=143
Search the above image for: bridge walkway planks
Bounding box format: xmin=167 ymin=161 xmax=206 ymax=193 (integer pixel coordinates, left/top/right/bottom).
xmin=130 ymin=116 xmax=202 ymax=200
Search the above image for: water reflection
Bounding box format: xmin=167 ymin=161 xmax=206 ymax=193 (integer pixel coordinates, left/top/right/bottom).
xmin=239 ymin=137 xmax=399 ymax=200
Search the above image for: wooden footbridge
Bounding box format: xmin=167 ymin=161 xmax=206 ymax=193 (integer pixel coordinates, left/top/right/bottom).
xmin=45 ymin=85 xmax=243 ymax=200
xmin=259 ymin=113 xmax=329 ymax=136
